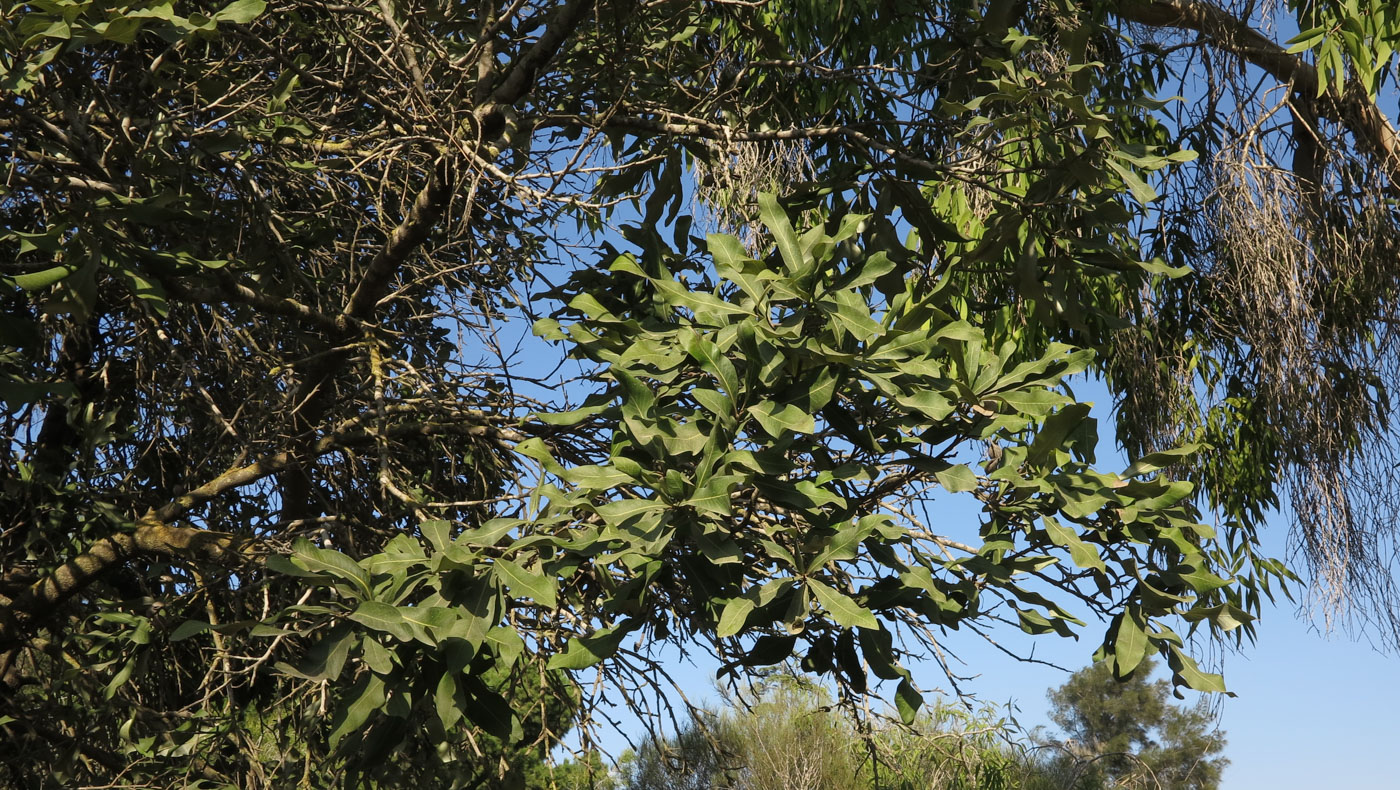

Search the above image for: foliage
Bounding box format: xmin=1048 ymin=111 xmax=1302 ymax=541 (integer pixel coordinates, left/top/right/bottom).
xmin=613 ymin=667 xmax=1225 ymax=790
xmin=1037 ymin=660 xmax=1227 ymax=790
xmin=617 ymin=676 xmax=1024 ymax=790
xmin=2 ymin=0 xmax=1400 ymax=786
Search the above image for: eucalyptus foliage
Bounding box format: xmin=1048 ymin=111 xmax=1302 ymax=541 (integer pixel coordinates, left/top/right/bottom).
xmin=4 ymin=0 xmax=1400 ymax=786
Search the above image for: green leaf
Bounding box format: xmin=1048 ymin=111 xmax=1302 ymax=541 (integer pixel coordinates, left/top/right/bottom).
xmin=737 ymin=634 xmax=797 ymax=668
xmin=493 ymin=558 xmax=558 ymax=609
xmin=212 ymin=0 xmax=266 ymax=23
xmin=858 ymin=625 xmax=907 ymax=681
xmin=104 ymin=658 xmax=135 ymax=700
xmin=897 ymin=391 xmax=957 ymax=421
xmin=683 ymin=332 xmax=741 ymax=399
xmin=806 ymin=521 xmax=871 ymax=572
xmin=486 ymin=626 xmax=525 ymax=667
xmin=361 ymin=638 xmax=394 ymax=674
xmin=895 ymin=678 xmax=922 ymax=725
xmin=1165 ymin=564 xmax=1231 ymax=593
xmin=348 ymin=601 xmax=414 ymax=642
xmin=748 ymin=401 xmax=814 ymax=437
xmin=933 ymin=464 xmax=979 ymax=493
xmin=547 ymin=622 xmax=634 ymax=669
xmin=329 ymin=674 xmax=385 ymax=748
xmin=1026 ymin=404 xmax=1092 ymax=468
xmin=265 ymin=553 xmax=327 ymax=580
xmin=460 ymin=675 xmax=518 ymax=740
xmin=296 ymin=624 xmax=355 ymax=680
xmin=9 ymin=265 xmax=76 ymax=290
xmin=1121 ymin=443 xmax=1200 ymax=478
xmin=808 ymin=579 xmax=879 ymax=629
xmin=996 ymin=388 xmax=1067 ymax=416
xmin=96 ymin=16 xmax=142 ymax=43
xmin=565 ymin=464 xmax=635 ymax=489
xmin=1167 ymin=646 xmax=1228 ymax=694
xmin=399 ymin=606 xmax=458 ymax=644
xmin=291 ymin=539 xmax=371 ymax=598
xmin=457 ymin=518 xmax=519 ymax=547
xmin=757 ymin=192 xmax=806 ymax=277
xmin=595 ymin=498 xmax=665 ymax=525
xmin=1107 ymin=160 xmax=1158 ymax=204
xmin=515 ymin=437 xmax=567 ymax=476
xmin=434 ymin=671 xmax=463 ymax=729
xmin=708 ymin=232 xmax=749 ymax=278
xmin=1043 ymin=517 xmax=1106 ymax=572
xmin=1110 ymin=606 xmax=1149 ymax=678
xmin=716 ymin=596 xmax=756 ymax=638
xmin=1181 ymin=603 xmax=1253 ymax=631
xmin=169 ymin=620 xmax=210 ymax=642
xmin=420 ymin=519 xmax=452 ymax=552
xmin=689 ymin=474 xmax=741 ymax=516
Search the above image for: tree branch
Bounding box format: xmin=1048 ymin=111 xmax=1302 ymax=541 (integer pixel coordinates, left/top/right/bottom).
xmin=339 ymin=157 xmax=456 ymax=325
xmin=1114 ymin=0 xmax=1400 ymax=182
xmin=0 ymin=412 xmax=522 ymax=652
xmin=338 ymin=0 xmax=596 ymax=327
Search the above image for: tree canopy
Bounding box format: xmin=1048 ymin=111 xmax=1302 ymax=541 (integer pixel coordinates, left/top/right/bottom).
xmin=1042 ymin=659 xmax=1227 ymax=789
xmin=4 ymin=0 xmax=1400 ymax=786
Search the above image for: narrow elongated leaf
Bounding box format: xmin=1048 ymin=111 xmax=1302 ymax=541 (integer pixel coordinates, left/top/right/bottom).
xmin=595 ymin=498 xmax=665 ymax=525
xmin=1107 ymin=159 xmax=1158 ymax=204
xmin=1167 ymin=645 xmax=1229 ymax=693
xmin=329 ymin=674 xmax=385 ymax=747
xmin=566 ymin=464 xmax=635 ymax=489
xmin=1121 ymin=443 xmax=1201 ymax=478
xmin=291 ymin=539 xmax=371 ymax=598
xmin=348 ymin=601 xmax=413 ymax=642
xmin=1043 ymin=517 xmax=1106 ymax=572
xmin=434 ymin=671 xmax=463 ymax=729
xmin=169 ymin=620 xmax=210 ymax=642
xmin=716 ymin=597 xmax=755 ymax=638
xmin=9 ymin=264 xmax=75 ymax=290
xmin=547 ymin=622 xmax=633 ymax=669
xmin=895 ymin=678 xmax=922 ymax=724
xmin=808 ymin=579 xmax=879 ymax=629
xmin=493 ymin=558 xmax=558 ymax=608
xmin=683 ymin=332 xmax=740 ymax=399
xmin=757 ymin=192 xmax=806 ymax=277
xmin=748 ymin=401 xmax=814 ymax=437
xmin=212 ymin=0 xmax=266 ymax=23
xmin=1110 ymin=606 xmax=1149 ymax=677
